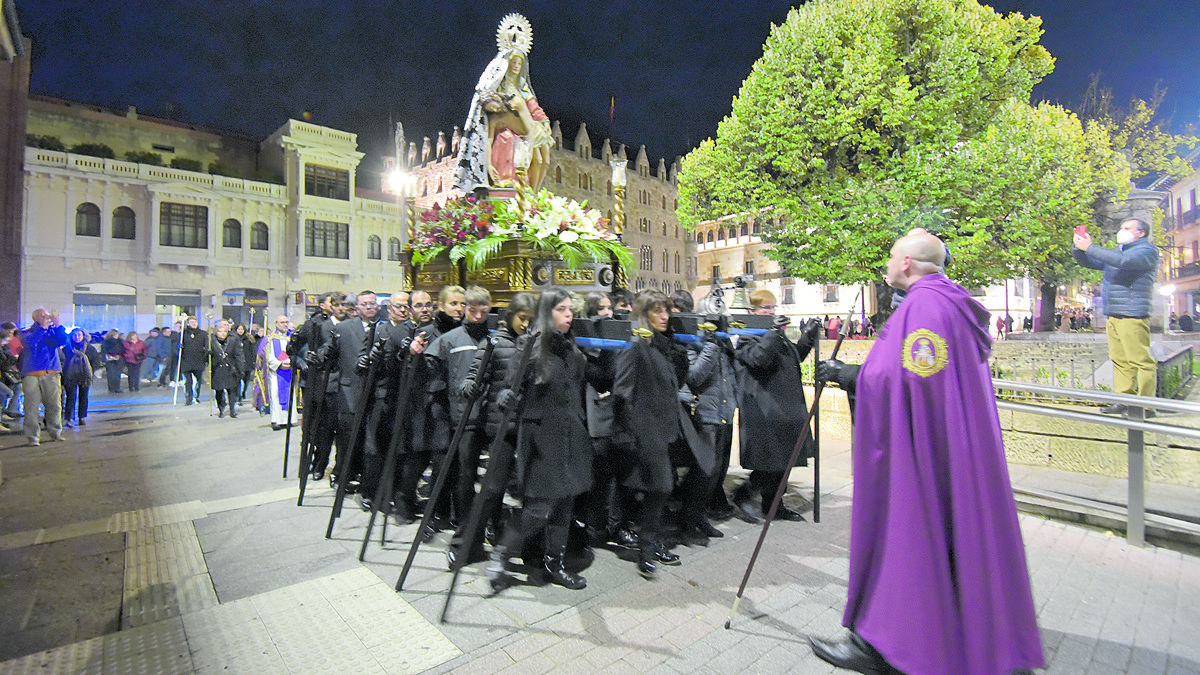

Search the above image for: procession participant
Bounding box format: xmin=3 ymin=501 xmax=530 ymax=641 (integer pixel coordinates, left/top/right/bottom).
xmin=405 ymin=286 xmax=464 ymax=533
xmin=810 ymin=231 xmax=1043 ymax=674
xmin=255 ymin=315 xmax=293 ymax=430
xmin=731 ymin=290 xmax=820 ymax=524
xmin=208 ymin=320 xmax=244 ymax=419
xmin=612 ymin=290 xmax=699 ymax=577
xmin=488 ymin=288 xmax=600 ymax=591
xmin=319 ymin=291 xmax=381 ymax=495
xmin=580 ymin=291 xmax=637 ymax=549
xmin=177 ymin=316 xmax=209 ymax=405
xmin=680 ymin=317 xmax=737 ymax=539
xmin=358 ymin=291 xmax=414 ymax=515
xmin=298 ymin=292 xmax=347 ymax=480
xmin=429 ymin=286 xmax=495 ymax=564
xmin=234 ymin=322 xmax=260 ymax=405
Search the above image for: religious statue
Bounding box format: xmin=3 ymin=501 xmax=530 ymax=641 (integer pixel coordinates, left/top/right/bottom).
xmin=453 ymin=14 xmax=553 ymax=194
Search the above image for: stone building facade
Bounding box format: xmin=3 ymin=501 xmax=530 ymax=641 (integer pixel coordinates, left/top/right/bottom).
xmin=12 ymin=92 xmax=696 ymax=333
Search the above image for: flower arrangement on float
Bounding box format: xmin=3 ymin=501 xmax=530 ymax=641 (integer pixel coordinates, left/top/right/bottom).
xmin=409 ymin=189 xmax=633 ymax=271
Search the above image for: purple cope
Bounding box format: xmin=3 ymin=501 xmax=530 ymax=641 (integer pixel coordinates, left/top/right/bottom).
xmin=846 ymin=273 xmax=1044 ymax=674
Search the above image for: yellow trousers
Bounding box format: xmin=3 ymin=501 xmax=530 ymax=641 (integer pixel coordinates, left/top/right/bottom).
xmin=1106 ymin=317 xmax=1156 ymax=397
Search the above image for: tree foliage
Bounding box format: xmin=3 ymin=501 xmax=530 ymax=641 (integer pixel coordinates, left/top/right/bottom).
xmin=1078 ymin=75 xmax=1197 ymax=186
xmin=677 ymin=0 xmax=1124 ymax=288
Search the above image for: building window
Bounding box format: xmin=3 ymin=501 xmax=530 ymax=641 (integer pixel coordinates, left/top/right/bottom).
xmin=556 ymin=166 xmax=563 ymax=184
xmin=640 ymin=246 xmax=653 ymax=271
xmin=706 ymin=231 xmax=713 ymax=244
xmin=717 ymin=228 xmax=725 ymax=242
xmin=712 ymin=265 xmax=721 ymax=283
xmin=640 ymin=217 xmax=650 ymax=233
xmin=304 ymin=219 xmax=349 ymax=259
xmin=662 ymin=195 xmax=667 ymax=209
xmin=388 ymin=236 xmax=402 ymax=261
xmin=662 ymin=250 xmax=669 ymax=271
xmin=222 ymin=219 xmax=242 ymax=248
xmin=159 ymin=202 xmax=208 ymax=248
xmin=696 ymin=232 xmax=704 ymax=244
xmin=75 ymin=202 xmax=100 ymax=236
xmin=740 ymin=222 xmax=749 ymax=237
xmin=112 ymin=206 xmax=135 ymax=239
xmin=675 ymin=252 xmax=680 ymax=274
xmin=752 ymin=221 xmax=761 ymax=234
xmin=745 ymin=260 xmax=755 ymax=276
xmin=250 ymin=222 xmax=269 ymax=250
xmin=823 ymin=284 xmax=839 ymax=303
xmin=367 ymin=235 xmax=382 ymax=260
xmin=662 ymin=223 xmax=667 ymax=236
xmin=783 ymin=286 xmax=795 ymax=305
xmin=304 ymin=164 xmax=350 ymax=200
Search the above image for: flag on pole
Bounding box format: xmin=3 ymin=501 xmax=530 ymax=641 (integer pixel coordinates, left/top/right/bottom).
xmin=610 ymin=97 xmax=615 ymax=123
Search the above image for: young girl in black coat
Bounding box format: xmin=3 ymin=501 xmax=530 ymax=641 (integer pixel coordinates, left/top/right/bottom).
xmin=488 ymin=288 xmax=599 ymax=591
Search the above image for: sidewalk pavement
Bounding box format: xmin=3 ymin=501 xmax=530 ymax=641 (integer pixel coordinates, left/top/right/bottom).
xmin=0 ymin=385 xmax=1197 ymax=674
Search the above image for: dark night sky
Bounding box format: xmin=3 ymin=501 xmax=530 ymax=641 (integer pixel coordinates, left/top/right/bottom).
xmin=15 ymin=1 xmax=1200 ymax=173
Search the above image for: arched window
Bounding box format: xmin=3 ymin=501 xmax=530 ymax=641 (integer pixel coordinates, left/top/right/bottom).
xmin=696 ymin=232 xmax=704 ymax=244
xmin=662 ymin=195 xmax=667 ymax=209
xmin=388 ymin=236 xmax=402 ymax=261
xmin=717 ymin=228 xmax=726 ymax=242
xmin=367 ymin=235 xmax=382 ymax=260
xmin=640 ymin=245 xmax=653 ymax=271
xmin=740 ymin=222 xmax=749 ymax=237
xmin=706 ymin=231 xmax=713 ymax=244
xmin=752 ymin=221 xmax=761 ymax=234
xmin=222 ymin=219 xmax=242 ymax=248
xmin=75 ymin=202 xmax=100 ymax=236
xmin=112 ymin=206 xmax=135 ymax=239
xmin=675 ymin=252 xmax=680 ymax=274
xmin=556 ymin=166 xmax=563 ymax=184
xmin=250 ymin=222 xmax=269 ymax=250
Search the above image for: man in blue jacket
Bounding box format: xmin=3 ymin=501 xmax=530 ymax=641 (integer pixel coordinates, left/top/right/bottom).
xmin=1073 ymin=218 xmax=1160 ymax=415
xmin=17 ymin=308 xmax=69 ymax=445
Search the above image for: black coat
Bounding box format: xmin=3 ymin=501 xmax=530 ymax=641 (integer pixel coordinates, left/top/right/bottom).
xmin=329 ymin=318 xmax=377 ymax=413
xmin=734 ymin=328 xmax=815 ymax=470
xmin=208 ymin=335 xmax=244 ymax=390
xmin=512 ymin=331 xmax=594 ymax=499
xmin=407 ymin=312 xmax=458 ymax=454
xmin=462 ymin=325 xmax=521 ymax=438
xmin=178 ymin=328 xmax=209 ymax=372
xmin=613 ymin=331 xmax=704 ymax=492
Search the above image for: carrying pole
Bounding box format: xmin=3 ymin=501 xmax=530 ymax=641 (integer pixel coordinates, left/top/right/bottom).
xmin=725 ymin=293 xmax=859 ymax=629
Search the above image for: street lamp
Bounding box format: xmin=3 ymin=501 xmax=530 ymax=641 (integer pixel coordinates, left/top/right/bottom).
xmin=1159 ymin=283 xmax=1176 ymax=334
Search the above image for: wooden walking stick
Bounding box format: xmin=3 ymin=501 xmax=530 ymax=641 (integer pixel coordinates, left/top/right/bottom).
xmin=282 ymin=361 xmax=298 ymax=479
xmin=436 ymin=333 xmax=536 ymax=621
xmin=725 ymin=292 xmax=860 ymax=630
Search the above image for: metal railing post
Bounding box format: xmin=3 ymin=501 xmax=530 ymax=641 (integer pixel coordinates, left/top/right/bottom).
xmin=1128 ymin=406 xmax=1146 ymax=547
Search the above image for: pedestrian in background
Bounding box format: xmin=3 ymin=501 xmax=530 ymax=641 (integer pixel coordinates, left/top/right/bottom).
xmin=17 ymin=308 xmax=69 ymax=446
xmin=122 ymin=331 xmax=147 ymax=391
xmin=101 ymin=330 xmax=124 ymax=393
xmin=60 ymin=328 xmax=99 ymax=427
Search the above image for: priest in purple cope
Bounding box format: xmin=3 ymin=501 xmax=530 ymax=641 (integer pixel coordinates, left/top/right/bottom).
xmin=811 ymin=231 xmax=1043 ymax=675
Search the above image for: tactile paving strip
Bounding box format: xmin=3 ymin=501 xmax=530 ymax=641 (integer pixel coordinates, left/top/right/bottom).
xmin=122 ymin=521 xmax=218 ymax=629
xmin=109 ymin=501 xmax=208 ymax=533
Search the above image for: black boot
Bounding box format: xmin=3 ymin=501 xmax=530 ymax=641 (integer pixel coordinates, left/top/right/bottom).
xmin=543 ymin=526 xmax=586 ymax=589
xmin=638 ymin=538 xmax=658 ymax=579
xmin=487 ymin=546 xmax=515 ymax=594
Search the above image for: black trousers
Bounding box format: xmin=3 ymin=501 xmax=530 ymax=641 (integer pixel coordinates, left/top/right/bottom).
xmin=64 ymin=381 xmax=90 ymax=421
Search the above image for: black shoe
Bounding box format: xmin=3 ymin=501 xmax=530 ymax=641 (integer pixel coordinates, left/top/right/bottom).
xmin=652 ymin=543 xmax=681 ymax=566
xmin=218 ymin=408 xmax=225 ymax=418
xmin=420 ymin=522 xmax=439 ymax=543
xmin=775 ymin=505 xmax=807 ymax=522
xmin=808 ymin=632 xmax=892 ymax=675
xmin=544 ymin=555 xmax=586 ymax=590
xmin=611 ymin=526 xmax=639 ymax=549
xmin=637 ymin=556 xmax=657 ymax=579
xmin=1100 ymin=403 xmax=1127 ymax=415
xmin=229 ymin=410 xmax=238 ymax=418
xmin=694 ymin=519 xmax=724 ymax=538
xmin=734 ymin=499 xmax=764 ymax=524
xmin=708 ymin=502 xmax=736 ymax=520
xmin=354 ymin=494 xmax=373 ymax=512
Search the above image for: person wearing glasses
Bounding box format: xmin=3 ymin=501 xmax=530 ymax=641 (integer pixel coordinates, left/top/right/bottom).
xmin=318 ymin=291 xmax=381 ymax=494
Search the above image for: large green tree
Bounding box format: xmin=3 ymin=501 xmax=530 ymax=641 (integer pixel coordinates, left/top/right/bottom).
xmin=678 ymin=0 xmax=1119 ymax=296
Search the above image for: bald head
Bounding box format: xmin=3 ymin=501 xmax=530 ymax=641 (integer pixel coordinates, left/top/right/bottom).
xmin=886 ymin=232 xmax=946 ymax=291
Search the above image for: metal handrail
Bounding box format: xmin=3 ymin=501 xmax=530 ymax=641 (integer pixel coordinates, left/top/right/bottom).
xmin=992 ymin=379 xmax=1200 ymax=547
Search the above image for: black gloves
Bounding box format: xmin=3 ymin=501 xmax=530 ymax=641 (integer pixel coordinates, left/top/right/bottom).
xmin=815 ymin=359 xmax=845 ymax=385
xmin=801 ymin=318 xmax=822 ymax=342
xmin=773 ymin=314 xmax=791 ymax=330
xmin=303 ymin=349 xmax=324 ymax=367
xmin=496 ymin=388 xmax=522 ymax=414
xmin=356 ymin=337 xmax=387 ymax=374
xmin=461 ymin=379 xmax=479 ymax=401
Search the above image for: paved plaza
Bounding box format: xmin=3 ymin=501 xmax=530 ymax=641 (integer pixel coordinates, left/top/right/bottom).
xmin=0 ymin=386 xmax=1198 ymax=674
